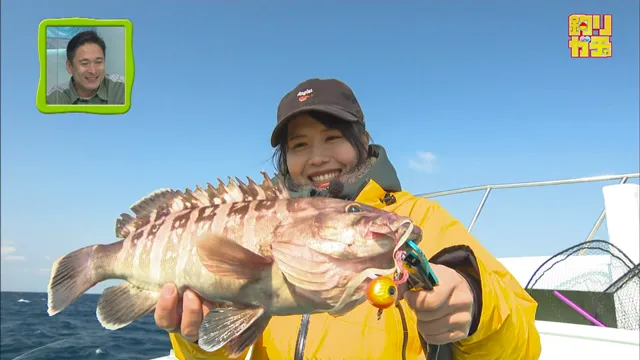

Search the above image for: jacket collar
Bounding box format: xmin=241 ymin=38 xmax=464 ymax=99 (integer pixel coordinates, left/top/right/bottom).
xmin=352 ymin=179 xmax=390 ymax=209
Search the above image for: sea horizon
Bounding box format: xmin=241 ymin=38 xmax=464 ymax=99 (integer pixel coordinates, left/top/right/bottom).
xmin=0 ymin=291 xmax=172 ymax=360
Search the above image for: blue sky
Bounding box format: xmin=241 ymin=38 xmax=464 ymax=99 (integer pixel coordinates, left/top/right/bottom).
xmin=1 ymin=1 xmax=638 ymax=293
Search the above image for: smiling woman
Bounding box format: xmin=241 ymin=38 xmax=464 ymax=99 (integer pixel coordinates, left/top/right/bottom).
xmin=159 ymin=78 xmax=542 ymax=360
xmin=274 ymin=111 xmax=370 ymax=190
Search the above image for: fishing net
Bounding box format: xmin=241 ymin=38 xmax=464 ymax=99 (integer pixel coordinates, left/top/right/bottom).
xmin=524 ymin=240 xmax=640 ymax=331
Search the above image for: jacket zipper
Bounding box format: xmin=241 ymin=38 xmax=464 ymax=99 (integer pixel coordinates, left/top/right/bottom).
xmin=294 ymin=314 xmax=311 ymax=360
xmin=294 ymin=308 xmax=409 ymax=360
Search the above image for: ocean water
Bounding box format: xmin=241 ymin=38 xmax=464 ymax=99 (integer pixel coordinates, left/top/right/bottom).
xmin=1 ymin=292 xmax=172 ymax=360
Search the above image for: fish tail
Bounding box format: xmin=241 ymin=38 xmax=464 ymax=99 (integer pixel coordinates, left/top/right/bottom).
xmin=47 ymin=242 xmax=121 ymax=316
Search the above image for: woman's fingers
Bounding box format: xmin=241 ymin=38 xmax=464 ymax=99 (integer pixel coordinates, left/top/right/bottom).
xmin=155 ymin=283 xmax=180 ymax=332
xmin=154 ymin=284 xmax=215 ymax=343
xmin=180 ymin=290 xmax=204 ymax=342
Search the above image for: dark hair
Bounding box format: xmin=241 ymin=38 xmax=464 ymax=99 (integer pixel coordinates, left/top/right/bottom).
xmin=272 ymin=111 xmax=369 ymax=177
xmin=66 ymin=30 xmax=106 ymax=63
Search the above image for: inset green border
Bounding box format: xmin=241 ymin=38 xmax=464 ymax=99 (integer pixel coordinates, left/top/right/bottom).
xmin=36 ymin=18 xmax=135 ymax=115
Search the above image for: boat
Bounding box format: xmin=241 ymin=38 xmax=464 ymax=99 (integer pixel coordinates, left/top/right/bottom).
xmin=151 ymin=172 xmax=640 ymax=360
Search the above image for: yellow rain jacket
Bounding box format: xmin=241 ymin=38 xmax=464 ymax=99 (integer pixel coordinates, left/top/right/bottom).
xmin=168 ymin=177 xmax=541 ymax=359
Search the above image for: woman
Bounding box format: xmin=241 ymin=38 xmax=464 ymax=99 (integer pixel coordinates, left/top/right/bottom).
xmin=155 ymin=78 xmax=541 ymax=360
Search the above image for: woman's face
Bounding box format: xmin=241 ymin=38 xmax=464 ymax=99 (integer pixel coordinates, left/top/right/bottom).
xmin=285 ymin=113 xmax=366 ymax=189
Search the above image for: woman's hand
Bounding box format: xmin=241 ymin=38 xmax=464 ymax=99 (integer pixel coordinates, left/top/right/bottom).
xmin=403 ymin=263 xmax=475 ymax=345
xmin=154 ymin=283 xmax=214 ymax=342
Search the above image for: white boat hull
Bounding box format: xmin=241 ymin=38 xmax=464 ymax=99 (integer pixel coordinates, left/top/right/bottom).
xmin=537 ymin=320 xmax=639 ymax=359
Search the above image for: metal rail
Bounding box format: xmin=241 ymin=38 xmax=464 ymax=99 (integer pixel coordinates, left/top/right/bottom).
xmin=415 ymin=173 xmax=639 ymax=242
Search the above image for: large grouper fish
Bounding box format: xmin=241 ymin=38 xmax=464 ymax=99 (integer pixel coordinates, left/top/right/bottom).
xmin=47 ymin=172 xmax=422 ymax=357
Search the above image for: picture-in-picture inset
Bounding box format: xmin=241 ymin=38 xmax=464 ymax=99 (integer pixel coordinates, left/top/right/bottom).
xmin=36 ymin=18 xmax=134 ymax=115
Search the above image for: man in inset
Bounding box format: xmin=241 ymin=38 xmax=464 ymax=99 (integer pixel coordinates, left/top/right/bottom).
xmin=47 ymin=30 xmax=125 ymax=105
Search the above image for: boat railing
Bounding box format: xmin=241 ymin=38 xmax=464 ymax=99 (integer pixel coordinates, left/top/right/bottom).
xmin=415 ymin=173 xmax=640 ymax=249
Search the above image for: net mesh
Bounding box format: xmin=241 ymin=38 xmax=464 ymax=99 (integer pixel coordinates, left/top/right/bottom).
xmin=525 ymin=240 xmax=639 ymax=331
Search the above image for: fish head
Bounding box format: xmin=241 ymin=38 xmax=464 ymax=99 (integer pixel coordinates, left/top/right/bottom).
xmin=299 ymin=198 xmax=422 ymax=261
xmin=271 ymin=198 xmax=422 ymax=313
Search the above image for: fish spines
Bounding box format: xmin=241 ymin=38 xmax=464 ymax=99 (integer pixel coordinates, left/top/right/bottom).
xmin=113 ymin=172 xmax=290 ymax=241
xmin=130 ymin=188 xmax=177 ymax=216
xmin=116 ymin=213 xmax=135 ymax=238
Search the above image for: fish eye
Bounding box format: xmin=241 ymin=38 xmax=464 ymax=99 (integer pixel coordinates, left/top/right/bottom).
xmin=346 ymin=204 xmax=363 ymax=213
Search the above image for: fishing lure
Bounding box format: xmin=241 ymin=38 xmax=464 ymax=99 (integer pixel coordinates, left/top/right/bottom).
xmin=365 ymin=276 xmax=397 ymax=309
xmin=365 ymin=240 xmax=440 ymax=320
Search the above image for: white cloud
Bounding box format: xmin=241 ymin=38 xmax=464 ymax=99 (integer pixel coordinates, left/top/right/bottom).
xmin=1 ymin=245 xmax=16 ymax=255
xmin=1 ymin=241 xmax=26 ymax=261
xmin=409 ymin=152 xmax=438 ymax=173
xmin=44 ymin=256 xmax=51 ymax=261
xmin=5 ymin=255 xmax=26 ymax=261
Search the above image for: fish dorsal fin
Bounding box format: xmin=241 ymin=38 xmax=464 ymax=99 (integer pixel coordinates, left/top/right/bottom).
xmin=114 ymin=171 xmax=289 ymax=239
xmin=130 ymin=188 xmax=181 ymax=216
xmin=115 ymin=188 xmax=182 ymax=238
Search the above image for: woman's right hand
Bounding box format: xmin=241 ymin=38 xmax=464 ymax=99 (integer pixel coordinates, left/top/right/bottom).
xmin=154 ymin=283 xmax=214 ymax=343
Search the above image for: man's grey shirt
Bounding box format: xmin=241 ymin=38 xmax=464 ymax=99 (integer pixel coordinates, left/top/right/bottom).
xmin=47 ymin=74 xmax=125 ymax=105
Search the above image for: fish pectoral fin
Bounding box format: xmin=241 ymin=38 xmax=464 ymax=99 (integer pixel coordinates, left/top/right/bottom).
xmin=225 ymin=310 xmax=271 ymax=358
xmin=198 ymin=307 xmax=270 ymax=354
xmin=196 ymin=234 xmax=273 ymax=280
xmin=96 ymin=282 xmax=159 ymax=330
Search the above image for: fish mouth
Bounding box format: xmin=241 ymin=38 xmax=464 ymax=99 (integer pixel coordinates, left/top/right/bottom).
xmin=366 ymin=216 xmax=422 ymax=247
xmin=363 ymin=223 xmax=421 ymax=260
xmin=343 ymin=222 xmax=421 ymax=268
xmin=359 ymin=220 xmax=422 ymax=267
xmin=400 ymin=221 xmax=422 ymax=246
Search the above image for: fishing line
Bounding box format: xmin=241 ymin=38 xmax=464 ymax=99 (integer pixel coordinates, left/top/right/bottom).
xmin=12 ymin=338 xmax=76 ymax=360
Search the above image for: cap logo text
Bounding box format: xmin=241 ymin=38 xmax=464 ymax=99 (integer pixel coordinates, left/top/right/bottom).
xmin=297 ymin=88 xmax=313 ymax=102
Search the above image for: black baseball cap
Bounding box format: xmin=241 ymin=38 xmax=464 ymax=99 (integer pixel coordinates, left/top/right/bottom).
xmin=271 ymin=78 xmax=365 ymax=147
